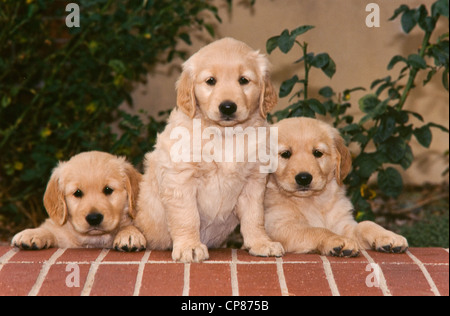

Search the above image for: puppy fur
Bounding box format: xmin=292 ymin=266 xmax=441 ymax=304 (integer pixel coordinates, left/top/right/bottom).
xmin=12 ymin=151 xmax=146 ymax=251
xmin=135 ymin=38 xmax=284 ymax=262
xmin=264 ymin=118 xmax=408 ymax=257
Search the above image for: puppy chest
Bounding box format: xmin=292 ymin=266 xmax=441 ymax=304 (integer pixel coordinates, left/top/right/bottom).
xmin=196 ymin=168 xmax=246 ymax=219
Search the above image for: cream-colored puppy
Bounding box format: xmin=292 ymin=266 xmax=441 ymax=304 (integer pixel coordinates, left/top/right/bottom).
xmin=12 ymin=151 xmax=146 ymax=251
xmin=135 ymin=38 xmax=284 ymax=262
xmin=265 ymin=118 xmax=408 ymax=257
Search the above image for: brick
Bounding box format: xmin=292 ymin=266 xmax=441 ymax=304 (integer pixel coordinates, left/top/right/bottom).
xmin=283 ymin=263 xmax=331 ymax=296
xmin=329 ymin=262 xmax=383 ymax=296
xmin=381 ymin=263 xmax=433 ymax=296
xmin=38 ymin=263 xmax=91 ymax=296
xmin=10 ymin=248 xmax=58 ymax=262
xmin=0 ymin=246 xmax=11 ymax=259
xmin=56 ymin=248 xmax=103 ymax=263
xmin=426 ymin=265 xmax=449 ymax=296
xmin=409 ymin=248 xmax=449 ymax=264
xmin=102 ymin=250 xmax=145 ymax=262
xmin=190 ymin=263 xmax=232 ymax=296
xmin=148 ymin=250 xmax=174 ymax=262
xmin=208 ymin=248 xmax=233 ymax=261
xmin=139 ymin=263 xmax=185 ymax=296
xmin=237 ymin=249 xmax=276 ymax=263
xmin=237 ymin=264 xmax=281 ymax=296
xmin=90 ymin=264 xmax=140 ymax=296
xmin=0 ymin=263 xmax=43 ymax=296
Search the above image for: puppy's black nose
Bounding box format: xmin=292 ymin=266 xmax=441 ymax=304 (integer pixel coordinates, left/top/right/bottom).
xmin=295 ymin=172 xmax=313 ymax=187
xmin=86 ymin=213 xmax=104 ymax=226
xmin=219 ymin=101 xmax=237 ymax=117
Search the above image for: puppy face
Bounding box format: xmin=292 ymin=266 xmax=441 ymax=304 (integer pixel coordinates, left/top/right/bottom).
xmin=272 ymin=118 xmax=352 ymax=197
xmin=43 ymin=151 xmax=141 ymax=236
xmin=177 ymin=38 xmax=277 ymax=126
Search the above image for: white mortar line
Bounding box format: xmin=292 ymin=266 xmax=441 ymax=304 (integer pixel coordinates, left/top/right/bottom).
xmin=28 ymin=248 xmax=66 ymax=296
xmin=276 ymin=257 xmax=289 ymax=296
xmin=0 ymin=248 xmax=19 ymax=273
xmin=230 ymin=249 xmax=239 ymax=296
xmin=182 ymin=263 xmax=190 ymax=296
xmin=80 ymin=249 xmax=109 ymax=296
xmin=320 ymin=256 xmax=340 ymax=296
xmin=133 ymin=250 xmax=152 ymax=297
xmin=406 ymin=250 xmax=441 ymax=296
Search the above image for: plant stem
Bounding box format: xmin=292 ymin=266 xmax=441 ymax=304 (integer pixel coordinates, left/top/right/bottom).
xmin=397 ymin=29 xmax=433 ymax=110
xmin=303 ymin=42 xmax=309 ymax=100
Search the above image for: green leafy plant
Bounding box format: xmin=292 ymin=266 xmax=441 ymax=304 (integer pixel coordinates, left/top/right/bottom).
xmin=266 ymin=0 xmax=449 ymax=220
xmin=0 ymin=0 xmax=221 ymax=231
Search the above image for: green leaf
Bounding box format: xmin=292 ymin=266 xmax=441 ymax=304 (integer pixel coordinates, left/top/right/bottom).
xmin=407 ymin=54 xmax=427 ymax=69
xmin=401 ymin=9 xmax=417 ymax=33
xmin=307 ymin=99 xmax=326 ymax=115
xmin=321 ymin=57 xmax=336 ymax=79
xmin=279 ymin=75 xmax=299 ymax=98
xmin=374 ymin=116 xmax=396 ymax=143
xmin=278 ymin=29 xmax=295 ymax=54
xmin=319 ymin=86 xmax=334 ymax=98
xmin=386 ymin=137 xmax=407 ymax=162
xmin=378 ymin=167 xmax=403 ymax=197
xmin=311 ymin=53 xmax=330 ymax=69
xmin=266 ymin=36 xmax=280 ymax=54
xmin=432 ymin=0 xmax=449 ymax=18
xmin=389 ymin=4 xmax=410 ymax=21
xmin=414 ymin=125 xmax=432 ymax=147
xmin=290 ymin=25 xmax=315 ymax=38
xmin=359 ymin=94 xmax=380 ymax=113
xmin=428 ymin=122 xmax=449 ymax=133
xmin=354 ymin=154 xmax=380 ymax=178
xmin=387 ymin=56 xmax=407 ymax=70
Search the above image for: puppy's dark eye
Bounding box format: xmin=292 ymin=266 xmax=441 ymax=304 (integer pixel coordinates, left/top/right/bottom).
xmin=313 ymin=150 xmax=324 ymax=158
xmin=281 ymin=150 xmax=292 ymax=159
xmin=206 ymin=77 xmax=216 ymax=86
xmin=74 ymin=189 xmax=83 ymax=198
xmin=103 ymin=186 xmax=114 ymax=196
xmin=239 ymin=77 xmax=250 ymax=85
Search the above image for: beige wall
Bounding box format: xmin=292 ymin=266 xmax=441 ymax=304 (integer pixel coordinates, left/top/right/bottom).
xmin=130 ymin=0 xmax=449 ymax=185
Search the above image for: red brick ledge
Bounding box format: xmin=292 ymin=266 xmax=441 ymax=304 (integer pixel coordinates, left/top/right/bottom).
xmin=0 ymin=247 xmax=448 ymax=296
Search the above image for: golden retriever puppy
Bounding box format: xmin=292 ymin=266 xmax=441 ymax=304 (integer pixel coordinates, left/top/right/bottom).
xmin=264 ymin=118 xmax=408 ymax=257
xmin=12 ymin=151 xmax=146 ymax=252
xmin=135 ymin=38 xmax=285 ymax=262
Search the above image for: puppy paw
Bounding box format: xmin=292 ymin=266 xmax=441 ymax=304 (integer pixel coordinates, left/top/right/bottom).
xmin=113 ymin=228 xmax=146 ymax=252
xmin=12 ymin=229 xmax=56 ymax=250
xmin=321 ymin=235 xmax=360 ymax=258
xmin=371 ymin=231 xmax=408 ymax=254
xmin=172 ymin=242 xmax=209 ymax=263
xmin=248 ymin=241 xmax=285 ymax=257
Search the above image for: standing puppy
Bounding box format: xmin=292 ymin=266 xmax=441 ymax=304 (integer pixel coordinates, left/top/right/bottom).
xmin=135 ymin=38 xmax=284 ymax=262
xmin=265 ymin=118 xmax=408 ymax=257
xmin=12 ymin=151 xmax=146 ymax=251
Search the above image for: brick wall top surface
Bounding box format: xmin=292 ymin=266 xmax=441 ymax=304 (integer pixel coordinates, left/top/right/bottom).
xmin=0 ymin=247 xmax=448 ymax=296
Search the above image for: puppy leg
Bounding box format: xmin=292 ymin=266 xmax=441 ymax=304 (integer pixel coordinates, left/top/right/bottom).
xmin=113 ymin=226 xmax=146 ymax=252
xmin=276 ymin=224 xmax=359 ymax=257
xmin=163 ymin=183 xmax=209 ymax=263
xmin=237 ymin=180 xmax=285 ymax=257
xmin=353 ymin=221 xmax=408 ymax=253
xmin=12 ymin=222 xmax=57 ymax=250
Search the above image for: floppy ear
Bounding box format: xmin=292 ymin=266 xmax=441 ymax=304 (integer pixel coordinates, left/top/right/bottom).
xmin=334 ymin=132 xmax=352 ymax=186
xmin=176 ymin=69 xmax=196 ymax=118
xmin=43 ymin=165 xmax=68 ymax=226
xmin=123 ymin=163 xmax=142 ymax=219
xmin=259 ymin=74 xmax=278 ymax=118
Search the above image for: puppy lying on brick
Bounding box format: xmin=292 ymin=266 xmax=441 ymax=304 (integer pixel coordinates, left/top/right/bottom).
xmin=12 ymin=151 xmax=146 ymax=252
xmin=264 ymin=118 xmax=408 ymax=257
